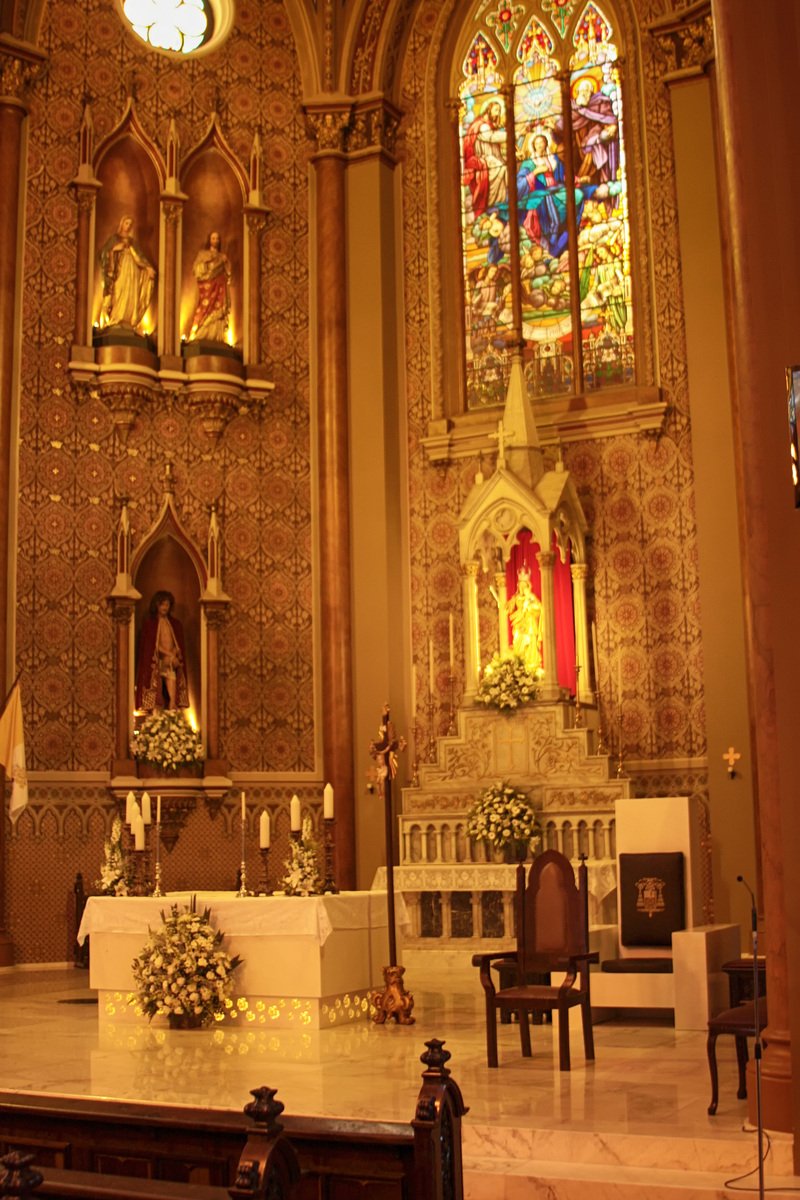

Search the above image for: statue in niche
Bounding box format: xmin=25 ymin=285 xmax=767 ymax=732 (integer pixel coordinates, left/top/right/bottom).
xmin=99 ymin=216 xmax=156 ymax=331
xmin=135 ymin=591 xmax=189 ymax=712
xmin=187 ymin=231 xmax=232 ymax=343
xmin=507 ymin=566 xmax=543 ymax=674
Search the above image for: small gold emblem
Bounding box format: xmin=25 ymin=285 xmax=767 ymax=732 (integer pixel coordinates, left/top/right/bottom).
xmin=635 ymin=876 xmax=666 ymax=918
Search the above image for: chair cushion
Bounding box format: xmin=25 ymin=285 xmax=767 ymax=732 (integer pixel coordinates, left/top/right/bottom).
xmin=601 ymin=957 xmax=674 ymax=974
xmin=619 ymin=852 xmax=685 ymax=947
xmin=708 ymin=1000 xmax=767 ymax=1034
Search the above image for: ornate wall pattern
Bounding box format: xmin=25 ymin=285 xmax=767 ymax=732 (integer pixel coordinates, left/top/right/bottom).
xmin=19 ymin=0 xmax=313 ymax=774
xmin=399 ymin=0 xmax=705 ymax=768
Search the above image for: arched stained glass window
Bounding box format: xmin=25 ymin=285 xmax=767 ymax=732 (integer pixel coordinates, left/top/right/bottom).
xmin=457 ymin=0 xmax=633 ymax=409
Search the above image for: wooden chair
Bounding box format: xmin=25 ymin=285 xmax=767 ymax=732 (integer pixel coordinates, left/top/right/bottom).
xmin=706 ymin=999 xmax=767 ymax=1115
xmin=472 ymin=850 xmax=598 ymax=1071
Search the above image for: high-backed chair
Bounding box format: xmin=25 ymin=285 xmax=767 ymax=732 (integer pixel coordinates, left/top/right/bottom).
xmin=472 ymin=850 xmax=598 ymax=1071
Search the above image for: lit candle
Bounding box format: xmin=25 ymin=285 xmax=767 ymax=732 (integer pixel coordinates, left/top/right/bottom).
xmin=411 ymin=664 xmax=417 ymax=720
xmin=591 ymin=621 xmax=599 ymax=689
xmin=156 ymin=794 xmax=162 ymax=825
xmin=140 ymin=792 xmax=151 ymax=825
xmin=134 ymin=813 xmax=145 ymax=852
xmin=323 ymin=783 xmax=334 ymax=820
xmin=291 ymin=794 xmax=301 ymax=832
xmin=241 ymin=791 xmax=246 ymax=822
xmin=428 ymin=637 xmax=435 ymax=693
xmin=125 ymin=791 xmax=135 ymax=825
xmin=449 ymin=612 xmax=455 ymax=670
xmin=259 ymin=811 xmax=270 ymax=849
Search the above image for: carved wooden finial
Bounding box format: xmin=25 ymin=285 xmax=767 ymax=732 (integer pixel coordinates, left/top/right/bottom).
xmin=244 ymin=1085 xmax=285 ymax=1133
xmin=420 ymin=1037 xmax=451 ymax=1077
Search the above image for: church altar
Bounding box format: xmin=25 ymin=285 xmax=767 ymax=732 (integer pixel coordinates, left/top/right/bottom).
xmin=78 ymin=891 xmax=405 ymax=1029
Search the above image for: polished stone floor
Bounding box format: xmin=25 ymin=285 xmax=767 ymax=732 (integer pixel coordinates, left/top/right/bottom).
xmin=0 ymin=965 xmax=795 ymax=1196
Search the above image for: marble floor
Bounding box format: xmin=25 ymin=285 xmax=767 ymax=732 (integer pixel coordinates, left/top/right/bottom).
xmin=0 ymin=965 xmax=797 ymax=1197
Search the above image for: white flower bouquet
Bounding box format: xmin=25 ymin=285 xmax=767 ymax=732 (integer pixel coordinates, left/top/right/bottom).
xmin=131 ymin=709 xmax=204 ymax=771
xmin=97 ymin=815 xmax=130 ymax=895
xmin=131 ymin=900 xmax=241 ymax=1025
xmin=466 ymin=781 xmax=540 ymax=852
xmin=282 ymin=816 xmax=322 ymax=896
xmin=477 ymin=652 xmax=539 ymax=711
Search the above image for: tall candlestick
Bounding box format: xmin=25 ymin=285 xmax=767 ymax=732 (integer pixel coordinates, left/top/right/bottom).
xmin=259 ymin=810 xmax=270 ymax=849
xmin=134 ymin=813 xmax=145 ymax=852
xmin=141 ymin=792 xmax=151 ymax=825
xmin=428 ymin=637 xmax=435 ymax=693
xmin=156 ymin=794 xmax=162 ymax=825
xmin=241 ymin=791 xmax=246 ymax=822
xmin=617 ymin=650 xmax=622 ymax=707
xmin=323 ymin=783 xmax=334 ymax=820
xmin=290 ymin=794 xmax=301 ymax=832
xmin=448 ymin=612 xmax=455 ymax=670
xmin=411 ymin=664 xmax=417 ymax=720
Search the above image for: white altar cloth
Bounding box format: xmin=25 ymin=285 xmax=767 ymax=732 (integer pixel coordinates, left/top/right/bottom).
xmin=78 ymin=891 xmax=404 ymax=1030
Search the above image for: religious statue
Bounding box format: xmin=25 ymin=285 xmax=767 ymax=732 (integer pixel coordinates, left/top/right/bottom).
xmin=507 ymin=566 xmax=543 ymax=674
xmin=135 ymin=591 xmax=189 ymax=712
xmin=99 ymin=216 xmax=156 ymax=331
xmin=187 ymin=231 xmax=232 ymax=343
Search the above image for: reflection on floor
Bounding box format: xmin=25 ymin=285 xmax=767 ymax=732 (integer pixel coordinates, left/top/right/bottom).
xmin=0 ymin=966 xmax=796 ymax=1198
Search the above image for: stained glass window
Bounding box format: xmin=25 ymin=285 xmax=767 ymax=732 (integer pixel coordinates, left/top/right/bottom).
xmin=457 ymin=0 xmax=633 ymax=409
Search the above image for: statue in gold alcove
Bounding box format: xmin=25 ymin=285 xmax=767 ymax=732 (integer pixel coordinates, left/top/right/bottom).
xmin=187 ymin=231 xmax=233 ymax=343
xmin=507 ymin=566 xmax=543 ymax=674
xmin=135 ymin=590 xmax=190 ymax=712
xmin=99 ymin=215 xmax=156 ymax=331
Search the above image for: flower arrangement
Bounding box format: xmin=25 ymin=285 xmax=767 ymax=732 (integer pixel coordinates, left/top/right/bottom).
xmin=131 ymin=709 xmax=204 ymax=772
xmin=466 ymin=781 xmax=540 ymax=853
xmin=131 ymin=900 xmax=241 ymax=1026
xmin=281 ymin=816 xmax=321 ymax=896
xmin=97 ymin=816 xmax=130 ymax=895
xmin=477 ymin=652 xmax=539 ymax=711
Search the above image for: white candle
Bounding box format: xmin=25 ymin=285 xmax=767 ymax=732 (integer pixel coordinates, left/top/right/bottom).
xmin=323 ymin=783 xmax=334 ymax=820
xmin=140 ymin=792 xmax=151 ymax=825
xmin=449 ymin=612 xmax=455 ymax=670
xmin=411 ymin=664 xmax=417 ymax=720
xmin=290 ymin=794 xmax=301 ymax=832
xmin=134 ymin=813 xmax=145 ymax=851
xmin=132 ymin=799 xmax=141 ymax=823
xmin=241 ymin=791 xmax=246 ymax=822
xmin=156 ymin=794 xmax=161 ymax=825
xmin=428 ymin=637 xmax=435 ymax=693
xmin=125 ymin=791 xmax=135 ymax=825
xmin=259 ymin=811 xmax=270 ymax=849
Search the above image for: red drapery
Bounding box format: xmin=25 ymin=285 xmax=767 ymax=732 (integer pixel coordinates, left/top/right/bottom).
xmin=506 ymin=529 xmax=576 ymax=694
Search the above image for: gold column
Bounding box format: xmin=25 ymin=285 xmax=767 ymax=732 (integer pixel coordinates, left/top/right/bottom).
xmin=462 ymin=562 xmax=480 ymax=702
xmin=109 ymin=601 xmax=136 ymax=773
xmin=494 ymin=571 xmax=509 ymax=656
xmin=160 ymin=198 xmax=183 ymax=358
xmin=202 ymin=603 xmax=228 ymax=771
xmin=306 ymin=106 xmax=356 ymax=888
xmin=0 ymin=43 xmax=43 ymax=966
xmin=244 ymin=209 xmax=267 ymax=364
xmin=710 ymin=0 xmax=800 ymax=1139
xmin=537 ymin=549 xmax=559 ymax=700
xmin=71 ymin=188 xmax=99 ymax=348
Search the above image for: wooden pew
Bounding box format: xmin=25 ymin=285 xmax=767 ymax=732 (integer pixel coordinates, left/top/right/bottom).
xmin=0 ymin=1038 xmax=467 ymax=1200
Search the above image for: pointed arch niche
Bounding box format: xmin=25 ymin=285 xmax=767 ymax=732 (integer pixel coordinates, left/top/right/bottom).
xmin=108 ymin=471 xmax=231 ymax=807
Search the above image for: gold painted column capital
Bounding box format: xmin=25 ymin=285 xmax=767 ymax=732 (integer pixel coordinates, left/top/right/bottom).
xmin=0 ymin=38 xmax=45 ymax=109
xmin=348 ymin=98 xmax=402 ymax=164
xmin=644 ymin=1 xmax=714 ymax=83
xmin=304 ymin=104 xmax=352 ymax=157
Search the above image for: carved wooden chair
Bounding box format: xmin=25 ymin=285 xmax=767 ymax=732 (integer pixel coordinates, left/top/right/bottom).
xmin=472 ymin=850 xmax=598 ymax=1071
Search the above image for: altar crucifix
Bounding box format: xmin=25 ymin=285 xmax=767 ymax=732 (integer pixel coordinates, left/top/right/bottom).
xmin=368 ymin=705 xmax=414 ymax=1025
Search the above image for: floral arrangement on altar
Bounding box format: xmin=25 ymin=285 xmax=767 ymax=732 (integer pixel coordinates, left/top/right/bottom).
xmin=131 ymin=900 xmax=241 ymax=1027
xmin=476 ymin=652 xmax=539 ymax=711
xmin=131 ymin=709 xmax=204 ymax=772
xmin=466 ymin=782 xmax=540 ymax=855
xmin=281 ymin=816 xmax=322 ymax=896
xmin=97 ymin=816 xmax=131 ymax=895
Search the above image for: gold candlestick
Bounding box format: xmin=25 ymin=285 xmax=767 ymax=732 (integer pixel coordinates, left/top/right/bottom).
xmin=594 ymin=689 xmax=608 ymax=756
xmin=616 ymin=698 xmax=626 ymax=778
xmin=258 ymin=847 xmax=271 ymax=895
xmin=573 ymin=663 xmax=583 ymax=728
xmin=322 ymin=817 xmax=339 ymax=893
xmin=151 ymin=819 xmax=163 ymax=896
xmin=447 ymin=672 xmax=457 ymax=736
xmin=426 ymin=697 xmax=436 ymax=763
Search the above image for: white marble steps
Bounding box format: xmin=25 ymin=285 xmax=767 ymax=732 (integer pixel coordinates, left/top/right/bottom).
xmin=462 ymin=1123 xmax=798 ymax=1198
xmin=464 ymin=1156 xmax=800 ymax=1199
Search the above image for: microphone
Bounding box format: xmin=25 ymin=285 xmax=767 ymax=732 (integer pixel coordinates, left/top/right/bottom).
xmin=737 ymin=874 xmax=758 ymax=932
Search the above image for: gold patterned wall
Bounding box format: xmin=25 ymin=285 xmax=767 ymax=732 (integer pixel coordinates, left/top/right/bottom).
xmin=7 ymin=0 xmax=313 ymax=962
xmin=400 ymin=0 xmax=705 ymax=772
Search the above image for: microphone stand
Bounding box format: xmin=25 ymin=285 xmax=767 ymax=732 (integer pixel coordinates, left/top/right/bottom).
xmin=738 ymin=874 xmax=764 ymax=1200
